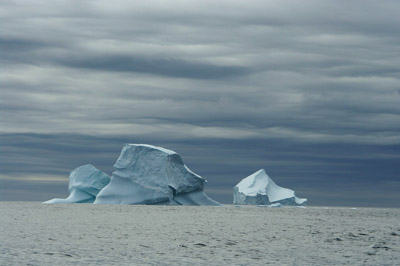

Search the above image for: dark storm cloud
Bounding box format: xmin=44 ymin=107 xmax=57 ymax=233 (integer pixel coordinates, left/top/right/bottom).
xmin=0 ymin=179 xmax=69 ymax=202
xmin=60 ymin=55 xmax=249 ymax=79
xmin=0 ymin=37 xmax=52 ymax=64
xmin=1 ymin=0 xmax=400 ymax=206
xmin=0 ymin=37 xmax=45 ymax=52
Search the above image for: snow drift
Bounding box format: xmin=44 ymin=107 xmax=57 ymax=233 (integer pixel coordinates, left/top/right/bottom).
xmin=94 ymin=144 xmax=220 ymax=206
xmin=233 ymin=169 xmax=306 ymax=206
xmin=44 ymin=164 xmax=110 ymax=204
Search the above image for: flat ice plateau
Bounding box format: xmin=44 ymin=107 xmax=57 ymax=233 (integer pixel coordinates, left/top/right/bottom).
xmin=1 ymin=202 xmax=399 ymax=265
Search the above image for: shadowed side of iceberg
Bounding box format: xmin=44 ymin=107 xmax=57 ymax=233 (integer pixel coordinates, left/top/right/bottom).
xmin=93 ymin=175 xmax=170 ymax=204
xmin=173 ymin=190 xmax=221 ymax=206
xmin=233 ymin=186 xmax=270 ymax=205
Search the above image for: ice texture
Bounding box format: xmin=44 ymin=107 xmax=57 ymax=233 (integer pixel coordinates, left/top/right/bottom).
xmin=233 ymin=169 xmax=307 ymax=206
xmin=94 ymin=144 xmax=220 ymax=206
xmin=44 ymin=164 xmax=110 ymax=204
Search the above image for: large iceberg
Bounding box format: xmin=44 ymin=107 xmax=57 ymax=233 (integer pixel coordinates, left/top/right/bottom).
xmin=94 ymin=144 xmax=220 ymax=206
xmin=44 ymin=164 xmax=110 ymax=204
xmin=233 ymin=169 xmax=307 ymax=206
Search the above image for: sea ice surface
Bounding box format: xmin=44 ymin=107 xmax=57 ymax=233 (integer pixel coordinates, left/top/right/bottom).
xmin=94 ymin=144 xmax=220 ymax=206
xmin=43 ymin=164 xmax=110 ymax=204
xmin=233 ymin=169 xmax=306 ymax=206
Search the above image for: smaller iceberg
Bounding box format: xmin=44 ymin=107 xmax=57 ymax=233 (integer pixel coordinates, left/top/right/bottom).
xmin=233 ymin=169 xmax=307 ymax=206
xmin=44 ymin=164 xmax=110 ymax=204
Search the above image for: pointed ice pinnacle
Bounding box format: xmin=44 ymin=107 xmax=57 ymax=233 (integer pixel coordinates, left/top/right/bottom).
xmin=43 ymin=164 xmax=110 ymax=204
xmin=233 ymin=169 xmax=307 ymax=206
xmin=94 ymin=144 xmax=220 ymax=206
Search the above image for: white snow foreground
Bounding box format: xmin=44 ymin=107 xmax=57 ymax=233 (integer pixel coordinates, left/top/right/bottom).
xmin=44 ymin=164 xmax=110 ymax=204
xmin=94 ymin=144 xmax=220 ymax=206
xmin=233 ymin=169 xmax=307 ymax=206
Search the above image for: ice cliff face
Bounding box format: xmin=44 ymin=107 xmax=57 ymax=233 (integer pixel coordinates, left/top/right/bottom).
xmin=94 ymin=144 xmax=220 ymax=206
xmin=44 ymin=164 xmax=110 ymax=204
xmin=233 ymin=169 xmax=307 ymax=206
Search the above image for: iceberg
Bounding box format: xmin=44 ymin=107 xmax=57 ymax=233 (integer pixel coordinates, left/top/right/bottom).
xmin=233 ymin=169 xmax=307 ymax=206
xmin=44 ymin=164 xmax=110 ymax=204
xmin=94 ymin=144 xmax=220 ymax=206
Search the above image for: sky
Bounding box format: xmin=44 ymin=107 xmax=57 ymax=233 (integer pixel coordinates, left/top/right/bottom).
xmin=1 ymin=0 xmax=400 ymax=207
